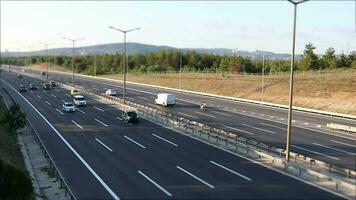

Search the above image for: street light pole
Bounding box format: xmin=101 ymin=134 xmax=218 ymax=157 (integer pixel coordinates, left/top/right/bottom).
xmin=286 ymin=0 xmax=308 ymax=162
xmin=179 ymin=50 xmax=183 ymax=89
xmin=39 ymin=42 xmax=50 ymax=81
xmin=261 ymin=51 xmax=265 ymax=102
xmin=63 ymin=37 xmax=84 ymax=88
xmin=109 ymin=26 xmax=140 ymax=104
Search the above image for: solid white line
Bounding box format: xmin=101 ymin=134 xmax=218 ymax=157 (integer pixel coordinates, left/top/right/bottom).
xmin=94 ymin=106 xmax=104 ymax=112
xmin=260 ymin=122 xmax=285 ymax=130
xmin=55 ymin=109 xmax=64 ymax=115
xmin=221 ymin=125 xmax=254 ymax=135
xmin=95 ymin=138 xmax=113 ymax=152
xmin=124 ymin=135 xmax=146 ymax=149
xmin=178 ymin=112 xmax=198 ymax=119
xmin=2 ymin=80 xmax=120 ymax=200
xmin=330 ymin=140 xmax=356 ymax=148
xmin=291 ymin=145 xmax=340 ymax=161
xmin=95 ymin=118 xmax=109 ymax=127
xmin=45 ymin=101 xmax=51 ymax=106
xmin=116 ymin=116 xmax=122 ymax=120
xmin=176 ymin=166 xmax=214 ymax=189
xmin=71 ymin=120 xmax=84 ymax=129
xmin=152 ymin=134 xmax=178 ymax=147
xmin=210 ymin=111 xmax=232 ymax=117
xmin=194 ymin=111 xmax=216 ymax=118
xmin=138 ymin=171 xmax=172 ymax=197
xmin=313 ymin=142 xmax=356 ymax=156
xmin=209 ymin=161 xmax=252 ymax=181
xmin=51 ymin=94 xmax=57 ymax=98
xmin=242 ymin=124 xmax=275 ymax=134
xmin=137 ymin=96 xmax=149 ymax=100
xmin=76 ymin=108 xmax=86 ymax=114
xmin=36 ymin=95 xmax=41 ymax=99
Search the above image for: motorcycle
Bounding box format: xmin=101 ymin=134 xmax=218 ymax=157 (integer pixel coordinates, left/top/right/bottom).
xmin=200 ymin=103 xmax=207 ymax=112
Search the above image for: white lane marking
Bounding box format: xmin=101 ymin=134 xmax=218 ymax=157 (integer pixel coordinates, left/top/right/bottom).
xmin=30 ymin=91 xmax=33 ymax=93
xmin=76 ymin=108 xmax=86 ymax=114
xmin=116 ymin=116 xmax=122 ymax=120
xmin=209 ymin=161 xmax=252 ymax=182
xmin=65 ymin=94 xmax=70 ymax=97
xmin=94 ymin=106 xmax=104 ymax=112
xmin=124 ymin=135 xmax=146 ymax=149
xmin=45 ymin=101 xmax=51 ymax=106
xmin=1 ymin=80 xmax=120 ymax=200
xmin=95 ymin=138 xmax=113 ymax=152
xmin=95 ymin=118 xmax=109 ymax=127
xmin=138 ymin=171 xmax=172 ymax=197
xmin=36 ymin=95 xmax=41 ymax=99
xmin=304 ymin=122 xmax=309 ymax=125
xmin=194 ymin=111 xmax=216 ymax=118
xmin=221 ymin=125 xmax=254 ymax=135
xmin=241 ymin=124 xmax=275 ymax=134
xmin=291 ymin=145 xmax=340 ymax=161
xmin=260 ymin=122 xmax=285 ymax=130
xmin=55 ymin=109 xmax=64 ymax=115
xmin=178 ymin=112 xmax=198 ymax=119
xmin=71 ymin=120 xmax=84 ymax=129
xmin=137 ymin=96 xmax=149 ymax=100
xmin=210 ymin=111 xmax=232 ymax=117
xmin=330 ymin=140 xmax=356 ymax=148
xmin=176 ymin=166 xmax=214 ymax=189
xmin=61 ymin=99 xmax=66 ymax=103
xmin=313 ymin=143 xmax=356 ymax=156
xmin=317 ymin=125 xmax=321 ymax=128
xmin=51 ymin=94 xmax=57 ymax=98
xmin=152 ymin=134 xmax=178 ymax=147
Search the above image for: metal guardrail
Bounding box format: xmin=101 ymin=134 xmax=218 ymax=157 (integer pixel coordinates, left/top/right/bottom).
xmin=67 ymin=84 xmax=355 ymax=197
xmin=1 ymin=81 xmax=76 ymax=200
xmin=327 ymin=123 xmax=356 ymax=133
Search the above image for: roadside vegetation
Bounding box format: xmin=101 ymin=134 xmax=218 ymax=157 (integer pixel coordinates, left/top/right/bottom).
xmin=0 ymin=96 xmax=33 ymax=200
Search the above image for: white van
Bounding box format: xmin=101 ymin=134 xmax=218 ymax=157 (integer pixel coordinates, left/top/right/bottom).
xmin=155 ymin=93 xmax=176 ymax=107
xmin=73 ymin=95 xmax=87 ymax=106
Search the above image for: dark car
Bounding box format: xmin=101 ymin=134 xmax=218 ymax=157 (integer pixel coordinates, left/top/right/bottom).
xmin=49 ymin=81 xmax=56 ymax=87
xmin=29 ymin=84 xmax=38 ymax=90
xmin=121 ymin=110 xmax=139 ymax=124
xmin=19 ymin=85 xmax=27 ymax=92
xmin=43 ymin=83 xmax=51 ymax=90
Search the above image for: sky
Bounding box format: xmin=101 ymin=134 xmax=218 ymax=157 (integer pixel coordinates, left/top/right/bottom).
xmin=1 ymin=1 xmax=355 ymax=54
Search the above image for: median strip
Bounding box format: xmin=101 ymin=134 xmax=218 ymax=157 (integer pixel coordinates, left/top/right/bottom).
xmin=138 ymin=171 xmax=172 ymax=197
xmin=95 ymin=138 xmax=113 ymax=152
xmin=124 ymin=135 xmax=146 ymax=149
xmin=176 ymin=166 xmax=214 ymax=189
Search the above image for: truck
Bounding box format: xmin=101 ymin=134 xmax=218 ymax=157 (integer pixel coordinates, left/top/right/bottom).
xmin=155 ymin=93 xmax=176 ymax=107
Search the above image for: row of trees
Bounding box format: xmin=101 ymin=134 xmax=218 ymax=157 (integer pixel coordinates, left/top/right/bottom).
xmin=2 ymin=43 xmax=355 ymax=75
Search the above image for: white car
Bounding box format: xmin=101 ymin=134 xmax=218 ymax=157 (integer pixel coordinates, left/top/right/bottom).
xmin=73 ymin=95 xmax=86 ymax=106
xmin=62 ymin=102 xmax=76 ymax=112
xmin=105 ymin=89 xmax=117 ymax=96
xmin=155 ymin=93 xmax=176 ymax=107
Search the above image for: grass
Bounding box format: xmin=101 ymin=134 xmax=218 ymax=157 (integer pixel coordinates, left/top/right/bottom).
xmin=29 ymin=64 xmax=356 ymax=115
xmin=0 ymin=95 xmax=27 ymax=172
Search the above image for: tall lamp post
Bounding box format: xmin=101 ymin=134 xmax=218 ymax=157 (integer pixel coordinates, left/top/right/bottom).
xmin=261 ymin=51 xmax=265 ymax=102
xmin=39 ymin=42 xmax=50 ymax=81
xmin=286 ymin=0 xmax=308 ymax=162
xmin=109 ymin=26 xmax=140 ymax=104
xmin=63 ymin=37 xmax=84 ymax=88
xmin=179 ymin=50 xmax=183 ymax=89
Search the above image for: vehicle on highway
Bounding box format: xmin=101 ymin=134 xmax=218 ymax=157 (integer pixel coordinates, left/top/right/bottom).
xmin=105 ymin=89 xmax=117 ymax=96
xmin=155 ymin=93 xmax=176 ymax=107
xmin=41 ymin=71 xmax=45 ymax=76
xmin=49 ymin=81 xmax=56 ymax=87
xmin=200 ymin=102 xmax=207 ymax=112
xmin=121 ymin=109 xmax=139 ymax=123
xmin=18 ymin=85 xmax=27 ymax=92
xmin=70 ymin=89 xmax=80 ymax=96
xmin=62 ymin=102 xmax=76 ymax=113
xmin=73 ymin=95 xmax=86 ymax=106
xmin=43 ymin=83 xmax=51 ymax=90
xmin=29 ymin=84 xmax=38 ymax=90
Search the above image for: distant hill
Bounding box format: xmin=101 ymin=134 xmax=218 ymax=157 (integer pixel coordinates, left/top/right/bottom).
xmin=1 ymin=42 xmax=300 ymax=60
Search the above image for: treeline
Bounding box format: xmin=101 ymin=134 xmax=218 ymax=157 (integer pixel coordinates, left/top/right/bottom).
xmin=2 ymin=43 xmax=355 ymax=75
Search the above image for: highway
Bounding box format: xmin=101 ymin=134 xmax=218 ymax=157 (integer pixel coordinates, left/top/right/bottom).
xmin=20 ymin=67 xmax=356 ymax=170
xmin=1 ymin=69 xmax=345 ymax=199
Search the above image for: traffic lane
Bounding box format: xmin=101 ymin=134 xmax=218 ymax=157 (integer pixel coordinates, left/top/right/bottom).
xmin=3 ymin=78 xmax=114 ymax=199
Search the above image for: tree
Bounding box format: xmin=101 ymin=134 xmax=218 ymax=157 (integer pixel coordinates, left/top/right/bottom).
xmin=321 ymin=47 xmax=337 ymax=69
xmin=299 ymin=43 xmax=319 ymax=71
xmin=0 ymin=104 xmax=27 ymax=132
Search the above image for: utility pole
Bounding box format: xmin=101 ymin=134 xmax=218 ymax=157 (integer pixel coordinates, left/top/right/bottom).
xmin=63 ymin=37 xmax=84 ymax=88
xmin=286 ymin=0 xmax=308 ymax=162
xmin=109 ymin=26 xmax=140 ymax=104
